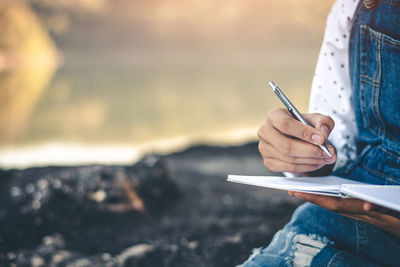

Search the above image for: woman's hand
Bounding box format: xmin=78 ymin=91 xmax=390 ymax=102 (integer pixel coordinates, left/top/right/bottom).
xmin=290 ymin=191 xmax=400 ymax=238
xmin=257 ymin=108 xmax=337 ymax=173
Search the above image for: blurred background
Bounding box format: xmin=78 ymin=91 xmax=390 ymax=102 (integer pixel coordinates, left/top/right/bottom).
xmin=0 ymin=0 xmax=334 ymax=168
xmin=1 ymin=1 xmax=339 ymax=266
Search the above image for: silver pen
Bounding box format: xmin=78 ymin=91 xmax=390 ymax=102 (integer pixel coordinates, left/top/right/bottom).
xmin=268 ymin=81 xmax=332 ymax=157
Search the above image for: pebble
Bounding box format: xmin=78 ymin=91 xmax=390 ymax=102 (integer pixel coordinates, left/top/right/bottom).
xmin=89 ymin=190 xmax=107 ymax=202
xmin=101 ymin=253 xmax=112 ymax=261
xmin=26 ymin=184 xmax=35 ymax=194
xmin=32 ymin=200 xmax=41 ymax=210
xmin=53 ymin=179 xmax=62 ymax=189
xmin=7 ymin=252 xmax=16 ymax=260
xmin=68 ymin=259 xmax=91 ymax=267
xmin=53 ymin=253 xmax=65 ymax=263
xmin=38 ymin=179 xmax=48 ymax=190
xmin=187 ymin=241 xmax=198 ymax=249
xmin=31 ymin=256 xmax=44 ymax=267
xmin=117 ymin=244 xmax=153 ymax=264
xmin=10 ymin=186 xmax=21 ymax=197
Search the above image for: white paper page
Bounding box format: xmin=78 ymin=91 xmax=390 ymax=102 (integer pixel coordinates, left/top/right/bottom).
xmin=227 ymin=175 xmax=364 ymax=196
xmin=340 ymin=184 xmax=400 ymax=212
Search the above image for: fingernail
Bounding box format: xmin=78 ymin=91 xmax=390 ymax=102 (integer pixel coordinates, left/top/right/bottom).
xmin=321 ymin=125 xmax=330 ymax=138
xmin=363 ymin=202 xmax=370 ymax=211
xmin=325 ymin=157 xmax=335 ymax=164
xmin=311 ymin=134 xmax=322 ymax=144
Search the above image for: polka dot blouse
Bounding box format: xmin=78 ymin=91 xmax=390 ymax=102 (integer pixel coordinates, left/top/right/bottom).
xmin=308 ymin=0 xmax=360 ymax=170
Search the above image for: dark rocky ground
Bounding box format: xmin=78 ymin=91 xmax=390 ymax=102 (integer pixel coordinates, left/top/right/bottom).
xmin=0 ymin=142 xmax=303 ymax=267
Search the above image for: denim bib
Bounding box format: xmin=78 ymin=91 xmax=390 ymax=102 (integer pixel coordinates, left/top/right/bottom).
xmin=336 ymin=0 xmax=400 ymax=185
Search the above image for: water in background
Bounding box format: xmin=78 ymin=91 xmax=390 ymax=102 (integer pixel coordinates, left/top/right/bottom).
xmin=0 ymin=0 xmax=334 ymax=168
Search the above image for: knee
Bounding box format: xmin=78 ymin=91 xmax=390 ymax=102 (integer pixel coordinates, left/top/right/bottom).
xmin=291 ymin=234 xmax=332 ymax=266
xmin=239 ymin=232 xmax=332 ymax=267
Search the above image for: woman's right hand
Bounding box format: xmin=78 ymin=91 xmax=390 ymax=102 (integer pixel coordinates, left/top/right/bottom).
xmin=257 ymin=108 xmax=337 ymax=173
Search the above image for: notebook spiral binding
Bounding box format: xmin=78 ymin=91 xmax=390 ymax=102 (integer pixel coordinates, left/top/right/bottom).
xmin=339 ymin=184 xmax=400 ymax=198
xmin=342 ymin=184 xmax=400 ymax=189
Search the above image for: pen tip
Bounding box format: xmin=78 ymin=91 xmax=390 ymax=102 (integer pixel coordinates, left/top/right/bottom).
xmin=323 ymin=146 xmax=332 ymax=157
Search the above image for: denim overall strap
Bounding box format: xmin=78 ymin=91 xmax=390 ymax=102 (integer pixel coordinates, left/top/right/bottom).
xmin=343 ymin=0 xmax=400 ymax=185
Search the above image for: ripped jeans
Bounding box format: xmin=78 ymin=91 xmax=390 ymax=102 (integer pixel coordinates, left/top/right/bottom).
xmin=239 ymin=202 xmax=400 ymax=267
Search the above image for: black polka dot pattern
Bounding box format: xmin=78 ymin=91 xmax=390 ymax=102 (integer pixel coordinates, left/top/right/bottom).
xmin=308 ymin=0 xmax=360 ymax=169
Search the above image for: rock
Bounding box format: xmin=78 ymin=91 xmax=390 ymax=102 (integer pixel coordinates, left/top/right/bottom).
xmin=0 ymin=157 xmax=180 ymax=254
xmin=0 ymin=143 xmax=300 ymax=267
xmin=117 ymin=244 xmax=154 ymax=265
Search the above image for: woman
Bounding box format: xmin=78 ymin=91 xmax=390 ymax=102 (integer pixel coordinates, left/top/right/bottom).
xmin=241 ymin=0 xmax=400 ymax=266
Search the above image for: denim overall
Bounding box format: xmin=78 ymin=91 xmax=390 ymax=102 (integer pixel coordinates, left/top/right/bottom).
xmin=240 ymin=1 xmax=400 ymax=266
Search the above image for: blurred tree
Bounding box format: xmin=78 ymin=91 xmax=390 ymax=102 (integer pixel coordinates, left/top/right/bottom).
xmin=0 ymin=0 xmax=58 ymax=70
xmin=0 ymin=0 xmax=57 ymax=141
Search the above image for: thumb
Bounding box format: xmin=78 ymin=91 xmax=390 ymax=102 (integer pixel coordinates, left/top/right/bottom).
xmin=304 ymin=113 xmax=335 ymax=139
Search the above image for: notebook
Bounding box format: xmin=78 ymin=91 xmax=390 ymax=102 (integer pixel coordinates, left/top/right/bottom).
xmin=227 ymin=175 xmax=400 ymax=212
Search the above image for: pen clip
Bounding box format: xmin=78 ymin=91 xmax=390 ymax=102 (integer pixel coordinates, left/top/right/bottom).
xmin=270 ymin=82 xmax=295 ymax=111
xmin=269 ymin=81 xmax=311 ymax=126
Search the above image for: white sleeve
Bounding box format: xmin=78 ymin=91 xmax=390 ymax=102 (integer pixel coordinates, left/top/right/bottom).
xmin=308 ymin=0 xmax=359 ymax=170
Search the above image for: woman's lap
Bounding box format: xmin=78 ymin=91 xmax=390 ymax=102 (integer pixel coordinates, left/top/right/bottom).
xmin=239 ymin=202 xmax=400 ymax=267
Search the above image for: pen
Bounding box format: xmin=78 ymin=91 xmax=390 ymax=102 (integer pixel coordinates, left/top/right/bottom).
xmin=268 ymin=81 xmax=332 ymax=157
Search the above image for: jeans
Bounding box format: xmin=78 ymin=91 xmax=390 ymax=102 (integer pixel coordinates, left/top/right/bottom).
xmin=240 ymin=1 xmax=400 ymax=266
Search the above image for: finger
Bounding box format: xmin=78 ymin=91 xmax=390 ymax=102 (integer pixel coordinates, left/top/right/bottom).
xmin=339 ymin=213 xmax=372 ymax=223
xmin=267 ymin=108 xmax=327 ymax=145
xmin=304 ymin=113 xmax=335 ymax=139
xmin=363 ymin=202 xmax=400 ymax=219
xmin=340 ymin=212 xmax=390 ymax=226
xmin=263 ymin=158 xmax=324 ymax=173
xmin=377 ymin=209 xmax=400 ymax=219
xmin=340 ymin=212 xmax=400 ymax=237
xmin=267 ymin=109 xmax=333 ymax=145
xmin=258 ymin=125 xmax=333 ymax=158
xmin=258 ymin=141 xmax=332 ymax=165
xmin=363 ymin=202 xmax=378 ymax=212
xmin=292 ymin=193 xmax=366 ymax=213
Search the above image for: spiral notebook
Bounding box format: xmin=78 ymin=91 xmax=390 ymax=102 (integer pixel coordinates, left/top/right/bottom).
xmin=227 ymin=175 xmax=400 ymax=212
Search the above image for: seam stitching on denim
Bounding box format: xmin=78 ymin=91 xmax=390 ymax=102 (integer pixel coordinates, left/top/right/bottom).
xmin=373 ymin=33 xmax=386 ymax=138
xmin=360 ymin=74 xmax=379 ymax=83
xmin=359 ymin=25 xmax=370 ymax=130
xmin=362 ymin=24 xmax=400 ymax=48
xmin=382 ymin=0 xmax=400 ymax=7
xmin=360 ymin=163 xmax=400 ymax=182
xmin=378 ymin=146 xmax=400 ymax=161
xmin=327 ymin=251 xmax=343 ymax=267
